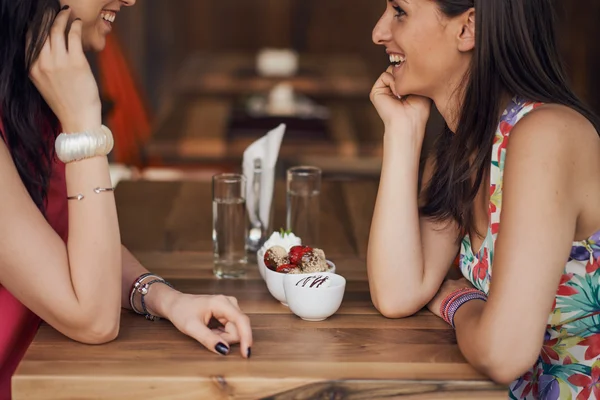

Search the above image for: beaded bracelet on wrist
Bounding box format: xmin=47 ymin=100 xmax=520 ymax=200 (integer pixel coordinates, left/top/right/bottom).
xmin=440 ymin=287 xmax=487 ymax=328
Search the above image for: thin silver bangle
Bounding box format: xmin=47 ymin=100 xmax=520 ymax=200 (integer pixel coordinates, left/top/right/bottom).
xmin=139 ymin=279 xmax=174 ymax=321
xmin=67 ymin=187 xmax=114 ymax=201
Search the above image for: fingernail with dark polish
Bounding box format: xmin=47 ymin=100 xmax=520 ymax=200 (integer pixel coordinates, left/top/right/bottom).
xmin=247 ymin=347 xmax=252 ymax=359
xmin=61 ymin=5 xmax=70 ymax=10
xmin=215 ymin=342 xmax=229 ymax=355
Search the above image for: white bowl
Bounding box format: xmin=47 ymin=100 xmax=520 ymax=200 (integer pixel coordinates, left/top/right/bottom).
xmin=257 ymin=248 xmax=267 ymax=280
xmin=283 ymin=272 xmax=346 ymax=321
xmin=264 ymin=260 xmax=336 ymax=306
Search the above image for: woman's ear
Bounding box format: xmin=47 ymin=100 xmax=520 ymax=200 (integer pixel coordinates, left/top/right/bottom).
xmin=457 ymin=8 xmax=475 ymax=52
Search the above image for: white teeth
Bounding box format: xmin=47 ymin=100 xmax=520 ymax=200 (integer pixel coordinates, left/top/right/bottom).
xmin=100 ymin=12 xmax=116 ymax=23
xmin=388 ymin=54 xmax=406 ymax=65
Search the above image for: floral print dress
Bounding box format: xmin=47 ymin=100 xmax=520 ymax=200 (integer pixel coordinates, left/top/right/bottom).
xmin=459 ymin=97 xmax=600 ymax=400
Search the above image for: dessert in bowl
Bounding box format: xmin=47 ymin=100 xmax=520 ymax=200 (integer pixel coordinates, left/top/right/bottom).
xmin=283 ymin=272 xmax=346 ymax=321
xmin=260 ymin=232 xmax=336 ymax=305
xmin=257 ymin=231 xmax=301 ymax=280
xmin=265 ymin=258 xmax=336 ymax=305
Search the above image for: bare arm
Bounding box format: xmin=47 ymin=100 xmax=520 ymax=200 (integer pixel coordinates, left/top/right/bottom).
xmin=368 ymin=131 xmax=460 ymax=318
xmin=367 ymin=68 xmax=461 ymax=318
xmin=0 ymin=144 xmax=121 ymax=344
xmin=429 ymin=106 xmax=600 ymax=383
xmin=0 ymin=10 xmax=121 ymax=344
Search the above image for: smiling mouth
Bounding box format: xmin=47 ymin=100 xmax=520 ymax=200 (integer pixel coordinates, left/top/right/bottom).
xmin=100 ymin=10 xmax=117 ymax=24
xmin=389 ymin=53 xmax=406 ymax=67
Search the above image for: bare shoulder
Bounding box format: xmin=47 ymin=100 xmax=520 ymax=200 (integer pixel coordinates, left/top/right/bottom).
xmin=506 ymin=104 xmax=600 ymax=236
xmin=509 ymin=104 xmax=600 ymax=158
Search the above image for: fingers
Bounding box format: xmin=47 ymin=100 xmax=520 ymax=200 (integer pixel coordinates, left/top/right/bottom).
xmin=210 ymin=296 xmax=253 ymax=358
xmin=227 ymin=296 xmax=240 ymax=310
xmin=49 ymin=7 xmax=71 ymax=55
xmin=370 ymin=68 xmax=399 ymax=103
xmin=212 ymin=322 xmax=241 ymax=345
xmin=67 ymin=18 xmax=84 ymax=55
xmin=184 ymin=320 xmax=232 ymax=356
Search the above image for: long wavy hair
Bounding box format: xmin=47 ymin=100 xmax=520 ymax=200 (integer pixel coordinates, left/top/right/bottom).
xmin=420 ymin=0 xmax=600 ymax=238
xmin=0 ymin=0 xmax=61 ymax=212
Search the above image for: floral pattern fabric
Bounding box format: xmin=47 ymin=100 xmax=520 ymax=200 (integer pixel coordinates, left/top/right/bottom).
xmin=459 ymin=97 xmax=600 ymax=400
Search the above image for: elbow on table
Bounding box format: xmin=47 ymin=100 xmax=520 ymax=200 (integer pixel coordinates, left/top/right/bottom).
xmin=64 ymin=309 xmax=121 ymax=345
xmin=485 ymin=362 xmax=529 ymax=387
xmin=371 ymin=293 xmax=422 ymax=319
xmin=477 ymin=347 xmax=539 ymax=386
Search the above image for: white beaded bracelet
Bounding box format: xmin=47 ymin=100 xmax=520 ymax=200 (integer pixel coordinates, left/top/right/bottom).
xmin=55 ymin=125 xmax=114 ymax=164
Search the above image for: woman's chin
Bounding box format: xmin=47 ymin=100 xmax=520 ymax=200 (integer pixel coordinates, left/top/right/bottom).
xmin=395 ymin=84 xmax=427 ymax=99
xmin=83 ymin=35 xmax=107 ymax=53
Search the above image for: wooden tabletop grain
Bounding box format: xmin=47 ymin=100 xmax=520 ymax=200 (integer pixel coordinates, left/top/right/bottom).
xmin=13 ymin=180 xmax=507 ymax=399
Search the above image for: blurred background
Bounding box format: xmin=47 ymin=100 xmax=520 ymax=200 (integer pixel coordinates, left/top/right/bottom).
xmin=96 ymin=0 xmax=600 ymax=183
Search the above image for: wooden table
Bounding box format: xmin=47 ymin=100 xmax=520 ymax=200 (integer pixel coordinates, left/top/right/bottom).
xmin=173 ymin=53 xmax=373 ymax=99
xmin=13 ymin=181 xmax=506 ymax=399
xmin=144 ymin=52 xmax=384 ymax=176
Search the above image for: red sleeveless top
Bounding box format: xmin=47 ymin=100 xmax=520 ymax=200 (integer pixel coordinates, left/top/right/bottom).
xmin=0 ymin=121 xmax=68 ymax=398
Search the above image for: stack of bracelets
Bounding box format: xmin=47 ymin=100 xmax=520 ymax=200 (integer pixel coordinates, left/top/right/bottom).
xmin=440 ymin=287 xmax=488 ymax=328
xmin=129 ymin=273 xmax=173 ymax=321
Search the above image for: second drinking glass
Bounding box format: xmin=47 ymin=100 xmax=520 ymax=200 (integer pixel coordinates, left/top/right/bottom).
xmin=286 ymin=166 xmax=322 ymax=247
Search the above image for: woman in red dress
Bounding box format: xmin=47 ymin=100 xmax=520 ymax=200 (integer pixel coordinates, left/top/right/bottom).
xmin=0 ymin=2 xmax=252 ymax=397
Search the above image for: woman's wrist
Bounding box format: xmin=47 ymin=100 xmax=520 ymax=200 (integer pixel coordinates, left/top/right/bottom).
xmin=383 ymin=125 xmax=425 ymax=153
xmin=60 ymin=113 xmax=102 ymax=133
xmin=142 ymin=282 xmax=180 ymax=320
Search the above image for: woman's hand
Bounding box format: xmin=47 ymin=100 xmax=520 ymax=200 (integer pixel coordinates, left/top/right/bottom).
xmin=29 ymin=7 xmax=102 ymax=132
xmin=370 ymin=66 xmax=432 ymax=133
xmin=162 ymin=292 xmax=253 ymax=358
xmin=427 ymin=277 xmax=474 ymax=319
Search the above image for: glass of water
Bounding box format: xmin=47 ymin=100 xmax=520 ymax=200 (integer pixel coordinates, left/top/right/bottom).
xmin=286 ymin=166 xmax=322 ymax=246
xmin=212 ymin=174 xmax=248 ymax=278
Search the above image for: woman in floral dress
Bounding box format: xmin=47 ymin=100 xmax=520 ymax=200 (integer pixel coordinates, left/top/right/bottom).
xmin=366 ymin=0 xmax=600 ymax=399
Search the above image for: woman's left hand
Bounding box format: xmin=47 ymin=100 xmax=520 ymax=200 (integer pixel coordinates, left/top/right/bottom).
xmin=160 ymin=292 xmax=253 ymax=358
xmin=427 ymin=278 xmax=474 ymax=319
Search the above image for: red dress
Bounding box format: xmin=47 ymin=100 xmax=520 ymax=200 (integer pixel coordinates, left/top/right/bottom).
xmin=0 ymin=121 xmax=68 ymax=399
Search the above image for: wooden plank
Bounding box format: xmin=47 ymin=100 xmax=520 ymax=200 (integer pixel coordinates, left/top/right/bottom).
xmin=269 ymin=380 xmax=507 ymax=400
xmin=164 ymin=181 xmax=214 ymax=251
xmin=319 ymin=181 xmax=358 ymax=256
xmin=13 ymin=370 xmax=505 ymax=400
xmin=328 ymin=103 xmax=360 ymax=157
xmin=117 ymin=181 xmax=376 ymax=255
xmin=341 ymin=181 xmax=379 ymax=257
xmin=115 ymin=181 xmax=182 ymax=251
xmin=146 ymin=98 xmax=230 ymax=160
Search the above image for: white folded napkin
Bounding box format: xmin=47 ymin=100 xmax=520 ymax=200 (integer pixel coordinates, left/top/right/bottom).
xmin=242 ymin=123 xmax=286 ymax=230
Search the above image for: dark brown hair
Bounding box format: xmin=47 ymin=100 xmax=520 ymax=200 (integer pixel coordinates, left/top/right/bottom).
xmin=420 ymin=0 xmax=600 ymax=237
xmin=0 ymin=0 xmax=61 ymax=212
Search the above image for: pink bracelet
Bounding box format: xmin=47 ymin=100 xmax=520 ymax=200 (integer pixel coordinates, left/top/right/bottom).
xmin=440 ymin=288 xmax=487 ymax=328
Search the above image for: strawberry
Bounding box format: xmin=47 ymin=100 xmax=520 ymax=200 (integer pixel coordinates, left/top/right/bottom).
xmin=276 ymin=264 xmax=297 ymax=274
xmin=288 ymin=246 xmax=304 ymax=265
xmin=288 ymin=245 xmax=313 ymax=265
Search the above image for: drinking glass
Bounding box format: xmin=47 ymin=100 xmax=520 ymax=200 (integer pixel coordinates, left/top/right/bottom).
xmin=212 ymin=174 xmax=248 ymax=278
xmin=286 ymin=166 xmax=321 ymax=246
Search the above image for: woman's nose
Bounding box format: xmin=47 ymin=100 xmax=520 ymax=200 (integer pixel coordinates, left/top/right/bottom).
xmin=372 ymin=12 xmax=393 ymax=45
